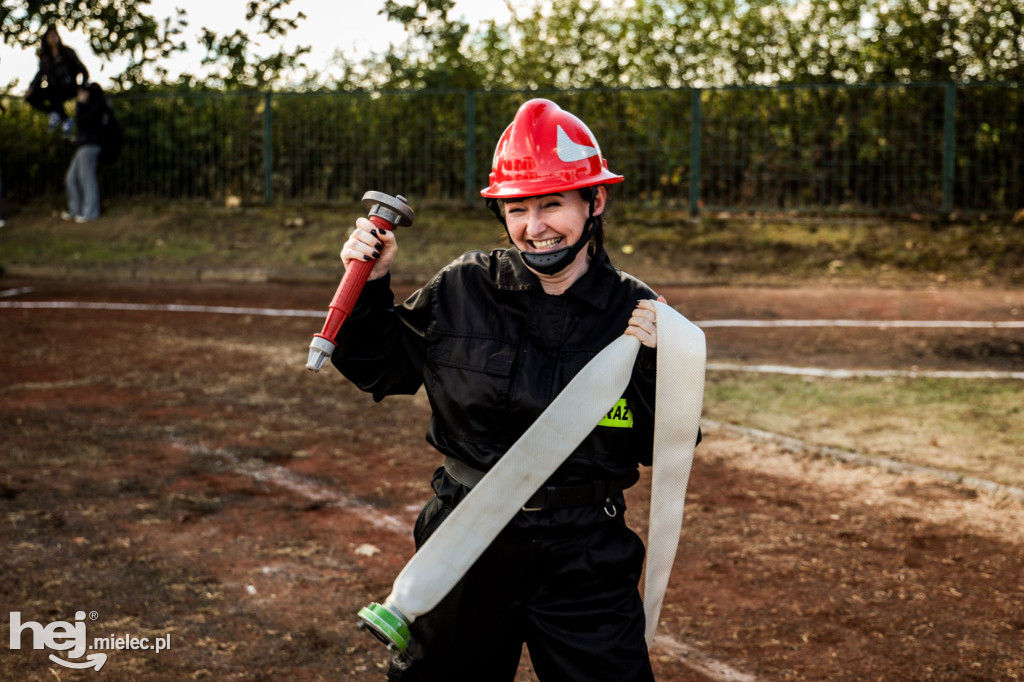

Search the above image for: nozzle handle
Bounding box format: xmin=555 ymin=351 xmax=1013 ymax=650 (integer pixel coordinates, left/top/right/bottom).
xmin=306 ymin=192 xmax=414 ymax=372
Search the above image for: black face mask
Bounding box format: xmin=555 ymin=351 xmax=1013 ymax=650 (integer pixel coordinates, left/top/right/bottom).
xmin=486 ymin=189 xmax=601 ymax=276
xmin=519 ymin=215 xmax=600 ymax=275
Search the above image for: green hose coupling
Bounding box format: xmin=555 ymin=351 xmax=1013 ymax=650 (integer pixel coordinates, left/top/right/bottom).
xmin=357 ymin=602 xmax=411 ymax=653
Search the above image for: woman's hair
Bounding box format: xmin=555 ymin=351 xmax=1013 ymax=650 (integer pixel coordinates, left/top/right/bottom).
xmin=582 ymin=187 xmax=606 ymax=257
xmin=38 ymin=25 xmax=63 ymax=58
xmin=42 ymin=25 xmax=62 ymax=46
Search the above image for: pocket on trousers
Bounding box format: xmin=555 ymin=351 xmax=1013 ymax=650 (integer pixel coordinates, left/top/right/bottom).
xmin=413 ymin=496 xmax=451 ymax=550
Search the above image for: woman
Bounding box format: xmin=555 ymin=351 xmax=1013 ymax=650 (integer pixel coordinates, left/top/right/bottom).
xmin=25 ymin=25 xmax=89 ymax=136
xmin=63 ymin=83 xmax=108 ymax=223
xmin=332 ymin=99 xmax=687 ymax=681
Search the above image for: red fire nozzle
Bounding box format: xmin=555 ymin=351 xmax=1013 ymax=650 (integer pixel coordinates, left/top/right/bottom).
xmin=306 ymin=191 xmax=415 ymax=372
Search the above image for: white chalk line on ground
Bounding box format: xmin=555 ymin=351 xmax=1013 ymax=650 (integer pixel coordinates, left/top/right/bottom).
xmin=2 ymin=299 xmax=1023 ymax=329
xmin=0 ymin=300 xmax=326 ymax=317
xmin=653 ymin=635 xmax=757 ymax=682
xmin=698 ymin=318 xmax=1024 ymax=329
xmin=0 ymin=287 xmax=35 ymax=298
xmin=709 ymin=362 xmax=1024 ymax=380
xmin=183 ymin=442 xmax=410 ymax=536
xmin=5 ymin=300 xmax=1020 ymax=381
xmin=701 ymin=419 xmax=1024 ymax=503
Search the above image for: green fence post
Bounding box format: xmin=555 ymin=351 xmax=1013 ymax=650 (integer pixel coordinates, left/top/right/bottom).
xmin=465 ymin=90 xmax=477 ymax=209
xmin=941 ymin=82 xmax=955 ymax=213
xmin=263 ymin=91 xmax=273 ymax=204
xmin=689 ymin=88 xmax=702 ymax=216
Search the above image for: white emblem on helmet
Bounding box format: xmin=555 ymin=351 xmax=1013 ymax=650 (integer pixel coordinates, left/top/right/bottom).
xmin=556 ymin=125 xmax=599 ymax=162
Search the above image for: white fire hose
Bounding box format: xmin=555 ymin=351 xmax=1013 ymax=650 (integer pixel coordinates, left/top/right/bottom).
xmin=359 ymin=301 xmax=706 ymax=653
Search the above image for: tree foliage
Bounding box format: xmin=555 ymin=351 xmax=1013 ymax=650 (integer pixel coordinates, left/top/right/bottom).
xmin=352 ymin=0 xmax=1024 ymax=90
xmin=3 ymin=0 xmax=1022 ymax=91
xmin=1 ymin=0 xmax=310 ymax=90
xmin=367 ymin=0 xmax=478 ymax=89
xmin=195 ymin=0 xmax=310 ymax=89
xmin=1 ymin=0 xmax=188 ymax=89
xmin=861 ymin=0 xmax=1024 ymax=82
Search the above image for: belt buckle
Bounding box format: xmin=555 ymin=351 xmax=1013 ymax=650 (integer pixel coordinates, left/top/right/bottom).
xmin=521 ymin=505 xmax=543 ymax=512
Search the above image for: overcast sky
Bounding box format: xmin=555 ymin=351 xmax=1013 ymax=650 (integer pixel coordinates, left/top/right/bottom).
xmin=1 ymin=0 xmax=513 ymax=90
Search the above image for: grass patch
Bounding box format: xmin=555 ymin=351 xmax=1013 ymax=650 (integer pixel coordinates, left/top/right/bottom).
xmin=705 ymin=372 xmax=1024 ymax=489
xmin=2 ymin=200 xmax=1023 ymax=287
xmin=0 ymin=201 xmax=499 ymax=283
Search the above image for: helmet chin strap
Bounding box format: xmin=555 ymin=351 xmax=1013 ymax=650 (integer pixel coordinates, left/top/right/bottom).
xmin=486 ymin=189 xmax=601 ymax=277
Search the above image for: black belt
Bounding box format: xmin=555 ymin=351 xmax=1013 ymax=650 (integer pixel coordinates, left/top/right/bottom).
xmin=443 ymin=456 xmax=640 ymax=511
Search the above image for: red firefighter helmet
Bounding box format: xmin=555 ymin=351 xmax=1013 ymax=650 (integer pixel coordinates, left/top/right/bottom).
xmin=480 ymin=99 xmax=624 ymax=199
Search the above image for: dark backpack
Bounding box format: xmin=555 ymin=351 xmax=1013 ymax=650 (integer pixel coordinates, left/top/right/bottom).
xmin=99 ymin=105 xmax=122 ymax=164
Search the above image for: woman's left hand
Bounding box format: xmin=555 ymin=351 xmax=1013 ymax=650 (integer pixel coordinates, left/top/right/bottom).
xmin=625 ymin=295 xmax=666 ymax=348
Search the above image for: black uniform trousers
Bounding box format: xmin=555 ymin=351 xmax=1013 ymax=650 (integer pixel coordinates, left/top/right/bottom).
xmin=387 ymin=468 xmax=655 ymax=682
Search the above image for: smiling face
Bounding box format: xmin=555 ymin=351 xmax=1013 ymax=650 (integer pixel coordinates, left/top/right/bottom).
xmin=503 ymin=186 xmax=605 ymax=254
xmin=501 ymin=186 xmax=607 ymax=292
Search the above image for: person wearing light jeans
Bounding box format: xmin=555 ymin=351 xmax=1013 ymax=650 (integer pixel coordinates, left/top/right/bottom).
xmin=64 ymin=143 xmax=101 ymax=222
xmin=63 ymin=83 xmax=108 ymax=223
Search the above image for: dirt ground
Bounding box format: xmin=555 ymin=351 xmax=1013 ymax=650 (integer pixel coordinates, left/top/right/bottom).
xmin=2 ymin=278 xmax=1023 ymax=681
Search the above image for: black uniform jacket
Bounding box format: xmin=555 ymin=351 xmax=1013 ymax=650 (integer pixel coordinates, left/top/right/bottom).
xmin=332 ymin=246 xmax=664 ymax=487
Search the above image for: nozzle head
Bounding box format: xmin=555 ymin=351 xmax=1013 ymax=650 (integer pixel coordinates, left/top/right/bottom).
xmin=362 ymin=191 xmax=415 ymax=228
xmin=357 ymin=602 xmax=411 ymax=653
xmin=306 ymin=335 xmax=337 ymax=372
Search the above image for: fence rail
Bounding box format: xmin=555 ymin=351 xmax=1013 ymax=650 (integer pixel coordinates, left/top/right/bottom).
xmin=2 ymin=82 xmax=1021 ymax=215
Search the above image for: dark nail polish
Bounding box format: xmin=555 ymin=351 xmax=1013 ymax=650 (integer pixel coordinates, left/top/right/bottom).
xmin=372 ymin=249 xmax=380 ymax=259
xmin=375 ymin=242 xmax=383 ymax=250
xmin=363 ymin=254 xmax=372 ymax=261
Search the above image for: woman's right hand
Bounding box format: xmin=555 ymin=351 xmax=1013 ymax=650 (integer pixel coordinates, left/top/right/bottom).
xmin=340 ymin=217 xmax=397 ymax=280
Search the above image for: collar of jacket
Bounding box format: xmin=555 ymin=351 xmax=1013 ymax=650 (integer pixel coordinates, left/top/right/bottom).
xmin=495 ymin=247 xmax=618 ymax=311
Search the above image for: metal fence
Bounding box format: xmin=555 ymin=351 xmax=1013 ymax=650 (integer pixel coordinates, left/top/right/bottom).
xmin=2 ymin=82 xmax=1021 ymax=215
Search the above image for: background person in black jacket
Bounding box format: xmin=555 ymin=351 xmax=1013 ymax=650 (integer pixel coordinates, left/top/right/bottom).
xmin=62 ymin=83 xmax=109 ymax=223
xmin=24 ymin=25 xmax=89 ymax=137
xmin=332 ymin=99 xmax=681 ymax=682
